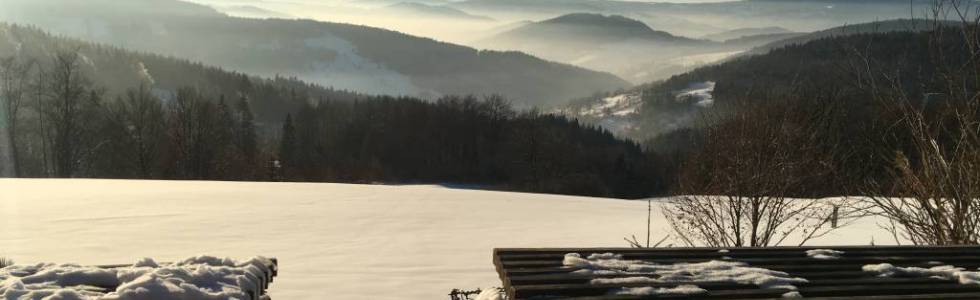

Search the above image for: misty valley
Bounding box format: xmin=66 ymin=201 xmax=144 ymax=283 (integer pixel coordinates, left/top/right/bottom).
xmin=2 ymin=0 xmax=980 ymax=299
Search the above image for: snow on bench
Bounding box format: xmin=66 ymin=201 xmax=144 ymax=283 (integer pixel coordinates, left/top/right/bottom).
xmin=492 ymin=246 xmax=980 ymax=299
xmin=0 ymin=255 xmax=278 ymax=300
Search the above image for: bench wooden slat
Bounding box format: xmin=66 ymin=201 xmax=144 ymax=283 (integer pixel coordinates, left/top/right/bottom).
xmin=493 ymin=247 xmax=980 ymax=300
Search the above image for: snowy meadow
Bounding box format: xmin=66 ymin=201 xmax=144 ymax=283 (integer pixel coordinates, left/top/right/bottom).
xmin=0 ymin=179 xmax=897 ymax=299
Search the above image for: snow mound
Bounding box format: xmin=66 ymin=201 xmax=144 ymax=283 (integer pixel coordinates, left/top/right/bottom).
xmin=566 ymin=253 xmax=808 ymax=292
xmin=474 ymin=288 xmax=503 ymax=300
xmin=863 ymin=263 xmax=980 ymax=284
xmin=612 ymin=284 xmax=706 ymax=296
xmin=782 ymin=291 xmax=803 ymax=298
xmin=806 ymin=249 xmax=844 ymax=260
xmin=0 ymin=256 xmax=274 ymax=300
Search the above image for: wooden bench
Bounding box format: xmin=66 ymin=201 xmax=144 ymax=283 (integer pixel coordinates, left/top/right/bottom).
xmin=493 ymin=246 xmax=980 ymax=299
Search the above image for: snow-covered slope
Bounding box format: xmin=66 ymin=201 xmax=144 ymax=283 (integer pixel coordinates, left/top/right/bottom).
xmin=568 ymin=92 xmax=643 ymax=136
xmin=0 ymin=179 xmax=894 ymax=299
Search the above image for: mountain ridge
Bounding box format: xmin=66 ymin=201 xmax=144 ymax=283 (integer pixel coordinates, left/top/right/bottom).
xmin=0 ymin=0 xmax=628 ymax=108
xmin=493 ymin=13 xmax=705 ymax=45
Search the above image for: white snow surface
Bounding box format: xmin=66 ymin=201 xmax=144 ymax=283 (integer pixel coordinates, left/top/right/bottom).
xmin=676 ymin=81 xmax=716 ymax=107
xmin=782 ymin=291 xmax=803 ymax=298
xmin=0 ymin=179 xmax=899 ymax=299
xmin=863 ymin=263 xmax=980 ymax=285
xmin=568 ymin=253 xmax=808 ymax=290
xmin=473 ymin=288 xmax=503 ymax=300
xmin=0 ymin=256 xmax=273 ymax=300
xmin=806 ymin=249 xmax=845 ymax=260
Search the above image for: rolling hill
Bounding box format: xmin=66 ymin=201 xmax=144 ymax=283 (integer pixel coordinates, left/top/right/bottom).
xmin=475 ymin=13 xmax=763 ymax=83
xmin=0 ymin=23 xmax=357 ymax=123
xmin=744 ymin=18 xmax=960 ymax=56
xmin=484 ymin=13 xmax=700 ymax=45
xmin=563 ymin=19 xmax=966 ymax=141
xmin=0 ymin=0 xmax=628 ymax=108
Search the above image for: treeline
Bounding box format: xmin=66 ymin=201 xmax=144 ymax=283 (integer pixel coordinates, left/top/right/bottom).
xmin=278 ymin=96 xmax=662 ymax=197
xmin=0 ymin=50 xmax=664 ymax=198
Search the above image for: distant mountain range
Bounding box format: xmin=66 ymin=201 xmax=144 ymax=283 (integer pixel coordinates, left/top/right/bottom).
xmin=0 ymin=0 xmax=628 ymax=108
xmin=475 ymin=13 xmax=783 ymax=83
xmin=450 ymin=0 xmax=942 ymax=37
xmin=701 ymin=26 xmax=795 ymax=42
xmin=383 ymin=2 xmax=493 ymax=21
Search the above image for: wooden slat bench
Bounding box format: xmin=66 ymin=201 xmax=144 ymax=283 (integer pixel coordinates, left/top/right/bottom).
xmin=493 ymin=246 xmax=980 ymax=299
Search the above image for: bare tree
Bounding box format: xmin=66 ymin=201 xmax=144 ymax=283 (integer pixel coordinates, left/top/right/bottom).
xmin=105 ymin=84 xmax=165 ymax=178
xmin=42 ymin=51 xmax=99 ymax=177
xmin=0 ymin=56 xmax=33 ymax=177
xmin=32 ymin=61 xmax=50 ymax=177
xmin=664 ymin=98 xmax=846 ymax=247
xmin=867 ymin=104 xmax=980 ymax=245
xmin=166 ymin=87 xmax=224 ymax=179
xmin=860 ymin=0 xmax=980 ymax=245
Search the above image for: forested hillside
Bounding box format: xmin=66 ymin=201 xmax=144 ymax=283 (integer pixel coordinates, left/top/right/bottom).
xmin=638 ymin=22 xmax=980 ymax=197
xmin=0 ymin=0 xmax=629 ymax=108
xmin=0 ymin=24 xmax=664 ymax=198
xmin=566 ymin=20 xmax=967 ymax=141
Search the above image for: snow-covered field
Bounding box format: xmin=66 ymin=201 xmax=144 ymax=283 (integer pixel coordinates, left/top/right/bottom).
xmin=0 ymin=179 xmax=895 ymax=299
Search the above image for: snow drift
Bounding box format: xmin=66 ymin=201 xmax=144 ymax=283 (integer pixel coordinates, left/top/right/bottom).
xmin=0 ymin=256 xmax=275 ymax=300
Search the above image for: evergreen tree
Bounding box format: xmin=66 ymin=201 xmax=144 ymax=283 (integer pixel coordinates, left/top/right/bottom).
xmin=278 ymin=113 xmax=297 ymax=180
xmin=236 ymin=95 xmax=257 ymax=163
xmin=214 ymin=95 xmax=236 ymax=179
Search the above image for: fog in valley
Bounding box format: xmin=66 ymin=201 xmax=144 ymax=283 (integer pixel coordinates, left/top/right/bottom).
xmin=188 ymin=0 xmax=937 ymax=84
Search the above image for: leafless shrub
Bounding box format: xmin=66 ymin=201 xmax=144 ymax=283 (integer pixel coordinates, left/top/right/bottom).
xmin=0 ymin=257 xmax=13 ymax=268
xmin=865 ymin=97 xmax=980 ymax=245
xmin=623 ymin=198 xmax=672 ymax=248
xmin=860 ymin=0 xmax=980 ymax=245
xmin=663 ymin=98 xmax=850 ymax=247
